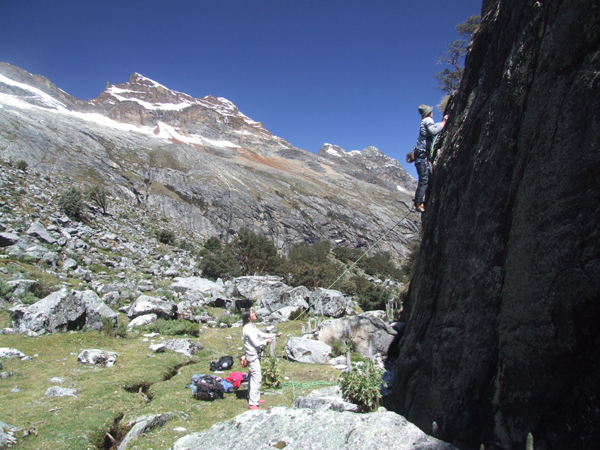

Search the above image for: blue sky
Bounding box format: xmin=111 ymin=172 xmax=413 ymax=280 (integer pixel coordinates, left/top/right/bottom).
xmin=1 ymin=0 xmax=481 ymax=179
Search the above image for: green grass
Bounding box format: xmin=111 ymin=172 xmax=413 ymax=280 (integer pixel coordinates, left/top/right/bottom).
xmin=0 ymin=310 xmax=340 ymax=450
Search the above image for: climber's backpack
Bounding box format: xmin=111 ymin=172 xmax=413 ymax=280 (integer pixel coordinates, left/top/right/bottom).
xmin=195 ymin=375 xmax=224 ymax=401
xmin=210 ymin=355 xmax=234 ymax=371
xmin=226 ymin=372 xmax=248 ymax=390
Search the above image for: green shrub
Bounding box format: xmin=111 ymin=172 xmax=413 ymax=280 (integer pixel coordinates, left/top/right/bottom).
xmin=178 ymin=240 xmax=195 ymax=252
xmin=20 ymin=292 xmax=38 ymax=305
xmin=215 ymin=313 xmax=240 ymax=328
xmin=262 ymin=357 xmax=283 ymax=389
xmin=338 ymin=360 xmax=383 ymax=412
xmin=58 ymin=187 xmax=84 ymax=219
xmin=199 ymin=244 xmax=241 ymax=281
xmin=0 ymin=279 xmax=13 ymax=299
xmin=232 ymin=227 xmax=281 ymax=276
xmin=279 ymin=241 xmax=340 ymax=289
xmin=142 ymin=318 xmax=199 ymax=337
xmin=331 ymin=339 xmax=357 ymax=358
xmin=339 ymin=274 xmax=394 ymax=311
xmin=202 ymin=236 xmax=222 ymax=253
xmin=15 ymin=159 xmax=28 ymax=171
xmin=101 ymin=317 xmax=128 ymax=338
xmin=156 ymin=229 xmax=176 ymax=245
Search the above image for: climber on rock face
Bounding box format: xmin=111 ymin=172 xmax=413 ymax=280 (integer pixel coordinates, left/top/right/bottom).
xmin=412 ymin=104 xmax=448 ymax=213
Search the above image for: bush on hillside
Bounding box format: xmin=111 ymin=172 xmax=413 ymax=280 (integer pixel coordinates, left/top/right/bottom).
xmin=15 ymin=160 xmax=28 ymax=171
xmin=58 ymin=187 xmax=84 ymax=220
xmin=339 ymin=274 xmax=394 ymax=311
xmin=333 ymin=246 xmax=403 ymax=281
xmin=156 ymin=229 xmax=176 ymax=245
xmin=279 ymin=241 xmax=341 ymax=289
xmin=141 ymin=319 xmax=199 ymax=337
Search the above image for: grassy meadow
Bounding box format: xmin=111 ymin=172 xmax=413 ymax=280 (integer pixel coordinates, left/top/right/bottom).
xmin=0 ymin=311 xmax=339 ymax=450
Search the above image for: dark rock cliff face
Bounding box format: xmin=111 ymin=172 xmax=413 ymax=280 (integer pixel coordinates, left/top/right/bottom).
xmin=393 ymin=1 xmax=600 ymax=450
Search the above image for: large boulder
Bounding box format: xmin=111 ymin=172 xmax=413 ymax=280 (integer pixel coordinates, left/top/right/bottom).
xmin=75 ymin=290 xmax=118 ymax=330
xmin=393 ymin=2 xmax=600 ymax=450
xmin=171 ymin=406 xmax=457 ymax=450
xmin=127 ymin=295 xmax=177 ymax=320
xmin=9 ymin=288 xmax=86 ymax=334
xmin=234 ymin=276 xmax=290 ymax=312
xmin=0 ymin=348 xmax=26 ymax=359
xmin=8 ymin=288 xmax=117 ymax=334
xmin=117 ymin=413 xmax=174 ymax=450
xmin=163 ymin=339 xmax=203 ymax=357
xmin=309 ymin=288 xmax=347 ymax=318
xmin=26 ymin=220 xmax=56 ymax=244
xmin=285 ymin=337 xmax=331 ymax=364
xmin=280 ymin=285 xmax=311 ymax=309
xmin=170 ymin=277 xmax=225 ymax=297
xmin=0 ymin=232 xmax=20 ymax=247
xmin=317 ymin=315 xmax=397 ymax=357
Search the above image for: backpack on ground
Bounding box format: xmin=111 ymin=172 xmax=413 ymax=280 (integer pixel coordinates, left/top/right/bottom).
xmin=195 ymin=375 xmax=225 ymax=401
xmin=217 ymin=378 xmax=234 ymax=393
xmin=210 ymin=355 xmax=234 ymax=371
xmin=226 ymin=372 xmax=249 ymax=390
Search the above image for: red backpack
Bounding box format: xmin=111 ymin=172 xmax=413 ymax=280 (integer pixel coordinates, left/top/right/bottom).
xmin=226 ymin=372 xmax=248 ymax=389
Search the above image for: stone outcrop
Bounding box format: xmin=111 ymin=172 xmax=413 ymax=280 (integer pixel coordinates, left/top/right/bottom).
xmin=8 ymin=288 xmax=115 ymax=335
xmin=316 ymin=315 xmax=397 ymax=357
xmin=393 ymin=1 xmax=600 ymax=450
xmin=171 ymin=406 xmax=458 ymax=450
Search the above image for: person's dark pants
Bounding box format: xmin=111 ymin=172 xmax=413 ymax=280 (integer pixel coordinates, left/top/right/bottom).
xmin=415 ymin=160 xmax=430 ymax=203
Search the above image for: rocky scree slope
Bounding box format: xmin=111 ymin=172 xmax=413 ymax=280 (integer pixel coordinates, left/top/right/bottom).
xmin=0 ymin=63 xmax=419 ymax=260
xmin=393 ymin=1 xmax=600 ymax=450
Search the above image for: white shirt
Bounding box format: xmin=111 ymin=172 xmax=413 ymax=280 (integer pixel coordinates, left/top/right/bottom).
xmin=243 ymin=323 xmax=275 ymax=362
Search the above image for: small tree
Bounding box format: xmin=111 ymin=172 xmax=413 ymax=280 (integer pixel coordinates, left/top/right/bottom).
xmin=85 ymin=184 xmax=109 ymax=215
xmin=279 ymin=241 xmax=340 ymax=289
xmin=435 ymin=15 xmax=481 ymax=94
xmin=58 ymin=187 xmax=84 ymax=220
xmin=199 ymin=243 xmax=241 ymax=281
xmin=231 ymin=227 xmax=281 ymax=276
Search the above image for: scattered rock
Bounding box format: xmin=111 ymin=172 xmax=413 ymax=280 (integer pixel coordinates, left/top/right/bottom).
xmin=0 ymin=348 xmax=26 ymax=359
xmin=294 ymin=386 xmax=358 ymax=412
xmin=284 ymin=337 xmax=331 ymax=364
xmin=45 ymin=386 xmax=77 ymax=397
xmin=77 ymin=349 xmax=118 ymax=367
xmin=163 ymin=339 xmax=203 ymax=357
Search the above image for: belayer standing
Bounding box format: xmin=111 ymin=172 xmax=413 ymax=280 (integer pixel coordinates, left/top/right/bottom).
xmin=242 ymin=309 xmax=281 ymax=410
xmin=413 ymin=104 xmax=448 ymax=212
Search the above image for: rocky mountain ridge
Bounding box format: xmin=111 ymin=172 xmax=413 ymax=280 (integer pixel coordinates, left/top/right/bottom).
xmin=0 ymin=62 xmax=418 ymax=261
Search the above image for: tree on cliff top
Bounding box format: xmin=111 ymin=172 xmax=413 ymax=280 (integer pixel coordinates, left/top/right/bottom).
xmin=435 ymin=15 xmax=481 ymax=95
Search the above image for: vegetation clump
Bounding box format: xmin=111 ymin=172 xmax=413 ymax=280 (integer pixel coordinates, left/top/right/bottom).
xmin=338 ymin=360 xmax=383 ymax=413
xmin=140 ymin=318 xmax=200 ymax=337
xmin=262 ymin=356 xmax=283 ymax=389
xmin=58 ymin=186 xmax=84 ymax=219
